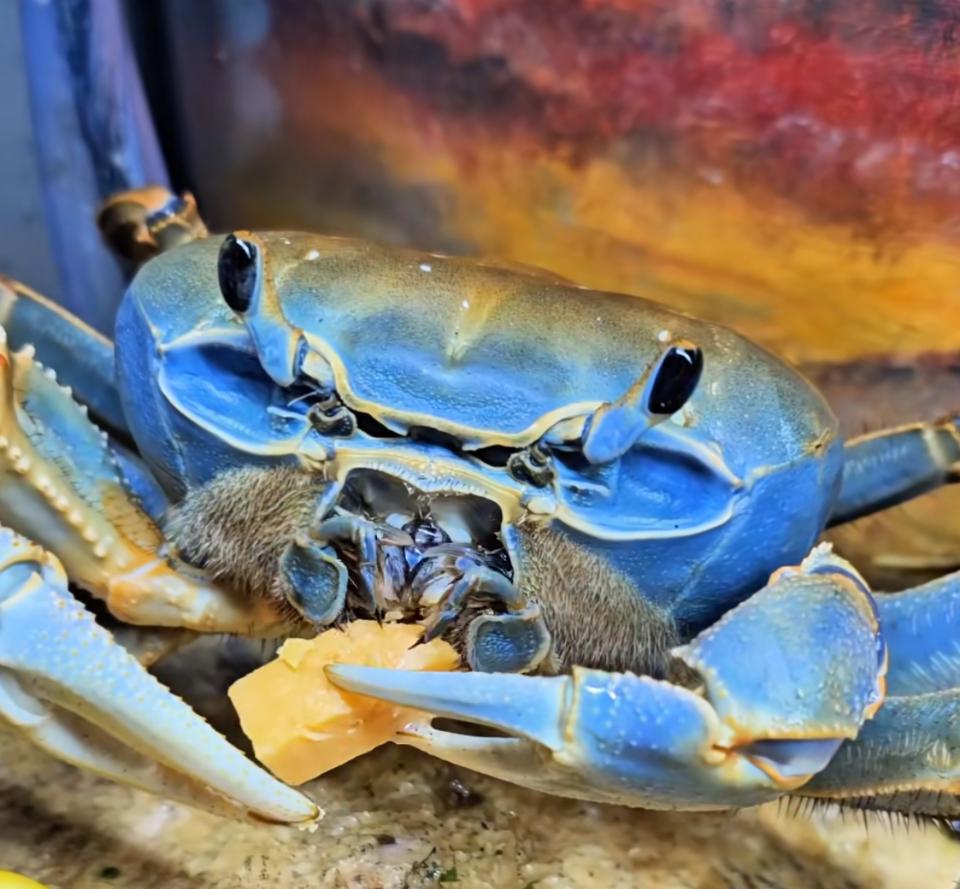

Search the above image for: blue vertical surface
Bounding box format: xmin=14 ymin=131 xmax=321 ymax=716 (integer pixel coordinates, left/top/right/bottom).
xmin=19 ymin=0 xmax=170 ymax=333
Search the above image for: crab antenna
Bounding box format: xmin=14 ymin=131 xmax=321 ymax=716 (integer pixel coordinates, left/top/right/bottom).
xmin=581 ymin=341 xmax=703 ymax=464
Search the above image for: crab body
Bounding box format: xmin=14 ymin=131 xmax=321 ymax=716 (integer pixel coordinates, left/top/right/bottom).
xmin=2 ymin=191 xmax=960 ymax=821
xmin=117 ymin=233 xmax=841 ymax=632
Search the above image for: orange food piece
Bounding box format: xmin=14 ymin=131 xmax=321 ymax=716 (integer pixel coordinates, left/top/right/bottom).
xmin=228 ymin=621 xmax=459 ymax=785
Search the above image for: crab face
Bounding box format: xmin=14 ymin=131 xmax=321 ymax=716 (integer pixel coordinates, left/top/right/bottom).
xmin=115 ymin=231 xmax=841 ymax=631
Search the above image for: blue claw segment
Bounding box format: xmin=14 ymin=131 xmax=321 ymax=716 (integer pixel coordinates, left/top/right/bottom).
xmin=802 ymin=690 xmax=960 ymax=815
xmin=329 ymin=544 xmax=886 ymax=809
xmin=329 ymin=665 xmax=798 ymax=808
xmin=674 ymin=544 xmax=886 ymax=741
xmin=328 ymin=665 xmax=567 ymax=750
xmin=0 ymin=528 xmax=319 ymax=824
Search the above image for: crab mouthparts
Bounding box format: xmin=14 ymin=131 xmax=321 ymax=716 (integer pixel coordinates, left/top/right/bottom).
xmin=328 ymin=469 xmax=513 ymax=624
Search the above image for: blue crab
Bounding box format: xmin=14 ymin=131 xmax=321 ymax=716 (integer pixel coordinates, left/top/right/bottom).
xmin=1 ymin=187 xmax=958 ymax=824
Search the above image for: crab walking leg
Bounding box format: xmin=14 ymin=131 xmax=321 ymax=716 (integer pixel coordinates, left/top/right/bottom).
xmin=782 ymin=563 xmax=960 ymax=818
xmin=869 ymin=573 xmax=960 ymax=696
xmin=0 ymin=528 xmax=318 ymax=824
xmin=97 ymin=187 xmax=209 ymax=267
xmin=799 ymin=691 xmax=960 ymax=818
xmin=329 ymin=546 xmax=886 ymax=809
xmin=0 ymin=277 xmax=127 ymax=437
xmin=828 ymin=417 xmax=960 ymax=526
xmin=0 ymin=324 xmax=282 ymax=634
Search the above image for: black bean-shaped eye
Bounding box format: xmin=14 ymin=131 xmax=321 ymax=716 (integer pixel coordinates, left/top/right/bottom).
xmin=218 ymin=233 xmax=258 ymax=313
xmin=647 ymin=345 xmax=703 ymax=415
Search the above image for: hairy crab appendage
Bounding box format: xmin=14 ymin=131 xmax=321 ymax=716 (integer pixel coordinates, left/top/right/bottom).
xmin=164 ymin=462 xmax=550 ymax=671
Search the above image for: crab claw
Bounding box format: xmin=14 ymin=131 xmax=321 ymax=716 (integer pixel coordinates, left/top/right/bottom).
xmin=329 ymin=545 xmax=886 ymax=809
xmin=0 ymin=527 xmax=318 ymax=824
xmin=0 ymin=322 xmax=284 ymax=634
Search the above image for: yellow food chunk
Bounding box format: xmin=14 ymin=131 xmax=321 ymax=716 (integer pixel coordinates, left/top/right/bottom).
xmin=228 ymin=621 xmax=459 ymax=785
xmin=0 ymin=873 xmax=50 ymax=889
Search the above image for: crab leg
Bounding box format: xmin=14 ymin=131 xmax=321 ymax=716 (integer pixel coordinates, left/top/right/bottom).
xmin=0 ymin=527 xmax=318 ymax=824
xmin=781 ymin=566 xmax=960 ymax=817
xmin=871 ymin=573 xmax=960 ymax=696
xmin=799 ymin=691 xmax=960 ymax=818
xmin=0 ymin=323 xmax=283 ymax=634
xmin=329 ymin=546 xmax=887 ymax=809
xmin=829 ymin=418 xmax=960 ymax=526
xmin=0 ymin=277 xmax=127 ymax=437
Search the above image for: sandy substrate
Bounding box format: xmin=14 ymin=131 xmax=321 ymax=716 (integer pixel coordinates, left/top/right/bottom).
xmin=1 ymin=638 xmax=957 ymax=889
xmin=1 ymin=727 xmax=959 ymax=889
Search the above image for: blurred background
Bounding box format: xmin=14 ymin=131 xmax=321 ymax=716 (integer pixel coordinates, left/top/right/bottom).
xmin=0 ymin=3 xmax=59 ymax=300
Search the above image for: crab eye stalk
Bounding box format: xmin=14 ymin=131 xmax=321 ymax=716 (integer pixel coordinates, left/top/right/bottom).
xmin=508 ymin=442 xmax=554 ymax=487
xmin=647 ymin=344 xmax=703 ymax=416
xmin=218 ymin=233 xmax=259 ymax=313
xmin=214 ymin=231 xmax=302 ymax=387
xmin=581 ymin=339 xmax=704 ymax=465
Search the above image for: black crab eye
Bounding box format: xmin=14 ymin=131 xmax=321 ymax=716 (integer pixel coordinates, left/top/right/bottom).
xmin=647 ymin=344 xmax=703 ymax=415
xmin=218 ymin=233 xmax=258 ymax=313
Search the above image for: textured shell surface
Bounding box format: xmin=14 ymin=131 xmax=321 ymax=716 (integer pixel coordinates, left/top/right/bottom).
xmin=125 ymin=232 xmax=836 ymax=477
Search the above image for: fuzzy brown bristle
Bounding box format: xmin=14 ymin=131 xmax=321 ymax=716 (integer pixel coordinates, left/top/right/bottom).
xmin=164 ymin=465 xmax=329 ymax=621
xmin=515 ymin=524 xmax=679 ymax=677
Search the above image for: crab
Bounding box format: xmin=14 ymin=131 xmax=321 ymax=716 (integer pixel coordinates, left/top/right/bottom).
xmin=1 ymin=186 xmax=959 ymax=825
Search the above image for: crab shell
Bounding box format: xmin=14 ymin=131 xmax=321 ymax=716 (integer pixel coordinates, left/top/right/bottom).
xmin=115 ymin=233 xmax=840 ymax=630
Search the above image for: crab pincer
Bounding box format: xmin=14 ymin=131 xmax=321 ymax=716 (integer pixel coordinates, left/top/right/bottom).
xmin=329 ymin=547 xmax=886 ymax=809
xmin=0 ymin=315 xmax=316 ymax=824
xmin=0 ymin=527 xmax=318 ymax=823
